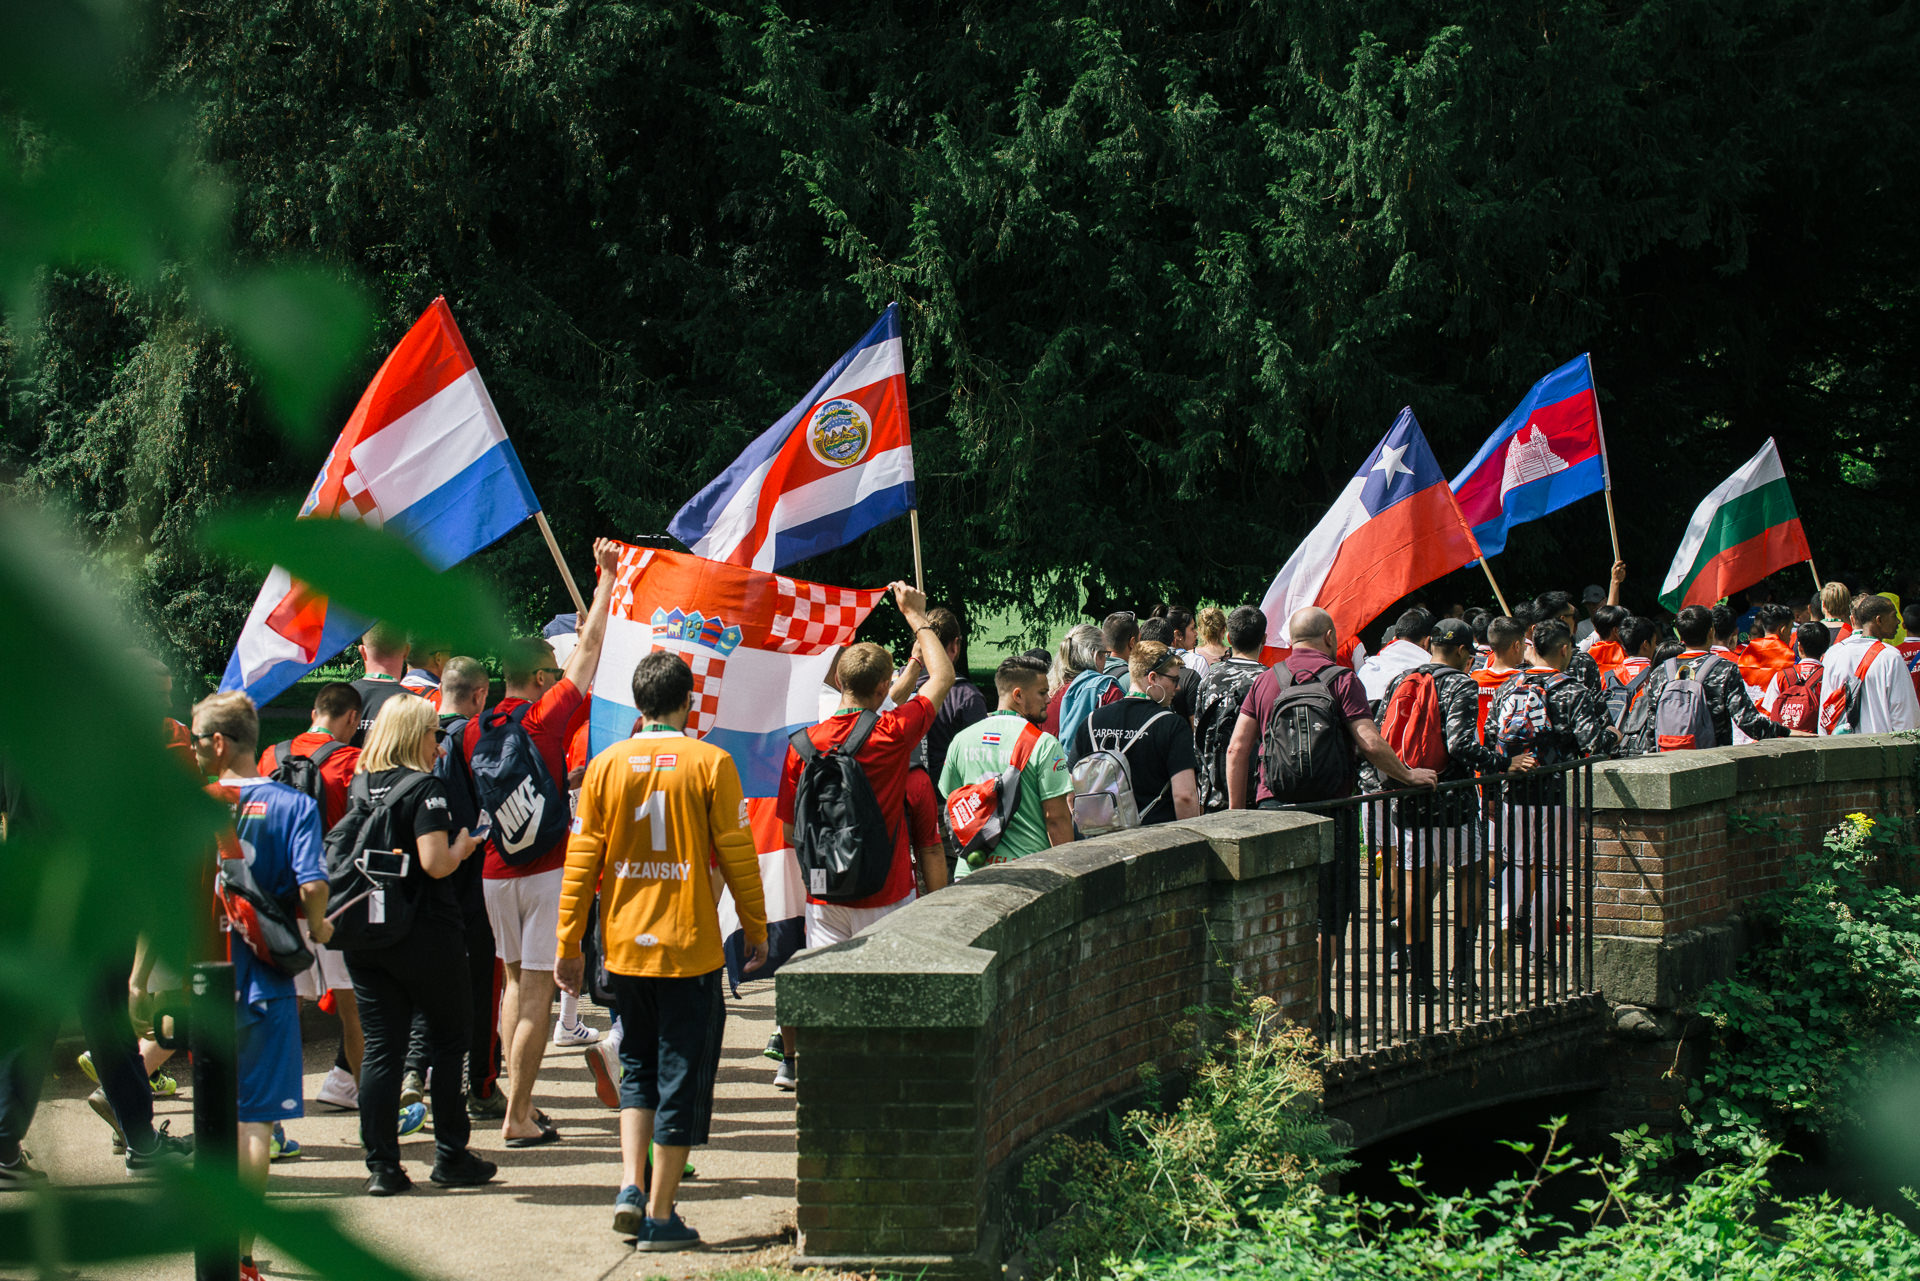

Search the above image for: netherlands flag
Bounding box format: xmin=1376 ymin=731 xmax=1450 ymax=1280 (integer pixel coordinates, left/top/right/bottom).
xmin=219 ymin=298 xmax=540 ymax=706
xmin=669 ymin=304 xmax=914 ymax=571
xmin=1259 ymin=409 xmax=1485 ymax=650
xmin=1450 ymin=354 xmax=1606 ymax=558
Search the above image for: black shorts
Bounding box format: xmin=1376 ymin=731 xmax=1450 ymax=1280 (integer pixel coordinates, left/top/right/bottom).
xmin=1259 ymin=801 xmax=1359 ymax=934
xmin=606 ymin=969 xmax=726 ymax=1146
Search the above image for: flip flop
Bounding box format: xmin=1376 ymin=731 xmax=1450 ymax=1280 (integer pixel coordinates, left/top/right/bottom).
xmin=504 ymin=1125 xmax=560 ymax=1149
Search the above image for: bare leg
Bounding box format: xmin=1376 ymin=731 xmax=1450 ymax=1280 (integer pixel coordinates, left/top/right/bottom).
xmin=648 ymin=1141 xmax=690 ymax=1222
xmin=238 ymin=1121 xmax=272 ymax=1260
xmin=502 ymin=964 xmax=555 ymax=1141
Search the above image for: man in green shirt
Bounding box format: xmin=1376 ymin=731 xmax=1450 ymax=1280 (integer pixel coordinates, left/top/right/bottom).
xmin=939 ymin=655 xmax=1076 ymax=872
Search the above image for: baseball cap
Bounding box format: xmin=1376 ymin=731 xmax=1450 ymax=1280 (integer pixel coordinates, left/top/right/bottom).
xmin=1431 ymin=618 xmax=1474 ymax=648
xmin=1580 ymin=584 xmax=1607 ymax=605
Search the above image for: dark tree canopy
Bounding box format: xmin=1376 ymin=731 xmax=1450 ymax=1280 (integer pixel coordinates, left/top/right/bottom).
xmin=5 ymin=0 xmax=1917 ymax=681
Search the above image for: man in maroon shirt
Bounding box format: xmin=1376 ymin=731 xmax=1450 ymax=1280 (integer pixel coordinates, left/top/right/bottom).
xmin=1224 ymin=606 xmax=1436 ymax=1026
xmin=464 ymin=539 xmax=618 ymax=1146
xmin=772 ymin=582 xmax=954 ymax=1090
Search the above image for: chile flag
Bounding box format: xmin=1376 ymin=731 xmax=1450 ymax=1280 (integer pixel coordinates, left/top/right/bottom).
xmin=1449 ymin=354 xmax=1606 ymax=557
xmin=1259 ymin=409 xmax=1485 ymax=650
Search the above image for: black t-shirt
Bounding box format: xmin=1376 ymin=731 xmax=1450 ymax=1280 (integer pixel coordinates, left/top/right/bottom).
xmin=1071 ymin=695 xmax=1199 ymax=826
xmin=350 ymin=677 xmax=409 ymax=747
xmin=1171 ymin=665 xmax=1203 ymax=721
xmin=362 ymin=767 xmax=460 ymax=926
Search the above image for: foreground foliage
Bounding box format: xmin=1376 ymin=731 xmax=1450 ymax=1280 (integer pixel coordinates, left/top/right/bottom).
xmin=1019 ymin=995 xmax=1352 ymax=1271
xmin=1112 ymin=1132 xmax=1920 ymax=1280
xmin=1687 ymin=812 xmax=1920 ymax=1160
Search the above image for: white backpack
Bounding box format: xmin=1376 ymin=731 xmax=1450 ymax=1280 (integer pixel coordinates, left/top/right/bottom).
xmin=1070 ymin=709 xmax=1171 ymax=835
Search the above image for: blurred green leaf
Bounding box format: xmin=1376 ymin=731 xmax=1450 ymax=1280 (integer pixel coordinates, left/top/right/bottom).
xmin=0 ymin=507 xmax=222 ymax=1027
xmin=201 ymin=512 xmax=510 ymax=653
xmin=197 ymin=265 xmax=373 ymax=441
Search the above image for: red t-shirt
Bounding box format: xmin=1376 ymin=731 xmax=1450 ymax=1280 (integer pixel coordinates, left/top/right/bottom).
xmin=1238 ymin=650 xmax=1370 ymax=803
xmin=778 ymin=694 xmax=936 ymax=908
xmin=470 ymin=678 xmax=584 ymax=879
xmin=905 ymin=765 xmax=941 ymax=852
xmin=258 ymin=731 xmax=361 ymax=830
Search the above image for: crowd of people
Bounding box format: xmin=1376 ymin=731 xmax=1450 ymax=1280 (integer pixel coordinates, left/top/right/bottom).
xmin=3 ymin=547 xmax=1916 ymax=1272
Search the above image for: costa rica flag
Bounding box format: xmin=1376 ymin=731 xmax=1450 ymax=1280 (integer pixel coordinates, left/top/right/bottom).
xmin=669 ymin=304 xmax=914 ymax=572
xmin=1259 ymin=409 xmax=1485 ymax=651
xmin=1450 ymin=354 xmax=1607 ymax=557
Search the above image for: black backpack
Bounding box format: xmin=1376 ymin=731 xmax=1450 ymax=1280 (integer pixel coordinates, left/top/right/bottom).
xmin=467 ymin=705 xmax=569 ymax=867
xmin=268 ymin=739 xmax=343 ymax=814
xmin=1258 ymin=665 xmax=1354 ymax=803
xmin=788 ymin=712 xmax=895 ymax=903
xmin=1194 ymin=658 xmax=1264 ymax=811
xmin=1604 ymin=664 xmax=1658 ymax=749
xmin=322 ymin=772 xmax=434 ymax=951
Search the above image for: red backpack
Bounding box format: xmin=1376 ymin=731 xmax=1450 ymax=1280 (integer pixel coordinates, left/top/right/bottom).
xmin=1818 ymin=642 xmax=1886 ymax=735
xmin=1379 ymin=667 xmax=1449 ymax=773
xmin=945 ymin=722 xmax=1044 ymax=862
xmin=1772 ymin=659 xmax=1823 ymax=733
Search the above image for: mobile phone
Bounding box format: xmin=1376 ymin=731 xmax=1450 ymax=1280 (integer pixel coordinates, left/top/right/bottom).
xmin=360 ymin=849 xmax=411 ymax=880
xmin=470 ymin=810 xmax=491 ymax=842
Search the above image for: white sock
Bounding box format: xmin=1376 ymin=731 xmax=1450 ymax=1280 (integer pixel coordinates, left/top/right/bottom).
xmin=605 ymin=1016 xmax=623 ymax=1058
xmin=558 ymin=991 xmax=579 ymax=1028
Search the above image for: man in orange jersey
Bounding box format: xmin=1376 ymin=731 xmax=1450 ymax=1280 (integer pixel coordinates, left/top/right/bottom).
xmin=1469 ymin=615 xmax=1528 ymax=737
xmin=1736 ymin=603 xmax=1798 ymax=697
xmin=1582 ymin=606 xmax=1630 ymax=682
xmin=557 ymin=651 xmax=767 ymax=1252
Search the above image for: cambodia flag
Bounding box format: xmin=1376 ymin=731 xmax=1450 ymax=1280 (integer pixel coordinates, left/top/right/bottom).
xmin=1450 ymin=354 xmax=1606 ymax=557
xmin=219 ymin=298 xmax=540 ymax=706
xmin=669 ymin=304 xmax=914 ymax=572
xmin=1259 ymin=409 xmax=1485 ymax=650
xmin=587 ymin=543 xmax=885 ymax=989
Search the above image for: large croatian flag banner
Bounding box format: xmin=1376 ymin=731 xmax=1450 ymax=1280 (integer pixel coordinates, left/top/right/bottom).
xmin=588 ymin=543 xmax=884 ymax=987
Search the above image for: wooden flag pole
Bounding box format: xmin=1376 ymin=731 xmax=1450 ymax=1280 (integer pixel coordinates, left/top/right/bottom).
xmin=1585 ymin=353 xmax=1624 ymax=564
xmin=1478 ymin=556 xmax=1512 ymax=616
xmin=1808 ymin=557 xmax=1824 ymax=594
xmin=534 ymin=512 xmax=588 ymax=616
xmin=909 ymin=509 xmax=926 ymax=594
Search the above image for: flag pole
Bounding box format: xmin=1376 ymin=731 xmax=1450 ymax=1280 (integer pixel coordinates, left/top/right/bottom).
xmin=534 ymin=511 xmax=588 ymax=616
xmin=909 ymin=508 xmax=926 ymax=594
xmin=1585 ymin=353 xmax=1624 ymax=564
xmin=1807 ymin=557 xmax=1824 ymax=594
xmin=1478 ymin=557 xmax=1512 ymax=616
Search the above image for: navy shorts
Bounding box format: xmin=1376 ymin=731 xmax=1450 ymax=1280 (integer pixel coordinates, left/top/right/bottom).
xmin=607 ymin=969 xmax=725 ymax=1146
xmin=236 ymin=997 xmax=303 ymax=1125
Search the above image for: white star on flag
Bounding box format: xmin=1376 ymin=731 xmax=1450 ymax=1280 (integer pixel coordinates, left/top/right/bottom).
xmin=1372 ymin=444 xmax=1413 ymax=481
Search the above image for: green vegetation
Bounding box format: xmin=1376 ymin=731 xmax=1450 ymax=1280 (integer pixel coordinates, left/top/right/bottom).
xmin=9 ymin=0 xmax=1920 ymax=686
xmin=1686 ymin=811 xmax=1920 ymax=1160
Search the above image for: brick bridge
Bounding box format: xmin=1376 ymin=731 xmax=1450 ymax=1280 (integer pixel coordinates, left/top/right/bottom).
xmin=776 ymin=735 xmax=1917 ymax=1278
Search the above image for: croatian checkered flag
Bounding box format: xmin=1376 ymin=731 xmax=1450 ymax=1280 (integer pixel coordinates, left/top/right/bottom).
xmin=589 ymin=543 xmax=884 ymax=987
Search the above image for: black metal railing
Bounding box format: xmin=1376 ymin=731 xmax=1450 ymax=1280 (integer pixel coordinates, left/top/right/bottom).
xmin=1275 ymin=759 xmax=1597 ymax=1060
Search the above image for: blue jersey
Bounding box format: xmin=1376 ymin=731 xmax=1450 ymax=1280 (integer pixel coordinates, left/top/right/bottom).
xmin=215 ymin=775 xmax=326 ymax=1005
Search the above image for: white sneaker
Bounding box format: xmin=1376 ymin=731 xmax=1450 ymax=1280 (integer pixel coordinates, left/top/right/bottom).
xmin=552 ymin=1018 xmax=604 ymax=1047
xmin=316 ymin=1065 xmax=359 ymax=1111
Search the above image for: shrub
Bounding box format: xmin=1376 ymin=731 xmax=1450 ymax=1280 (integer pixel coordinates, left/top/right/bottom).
xmin=1687 ymin=812 xmax=1920 ymax=1159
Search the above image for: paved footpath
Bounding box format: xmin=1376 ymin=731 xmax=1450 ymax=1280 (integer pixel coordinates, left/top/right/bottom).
xmin=4 ymin=977 xmax=796 ymax=1281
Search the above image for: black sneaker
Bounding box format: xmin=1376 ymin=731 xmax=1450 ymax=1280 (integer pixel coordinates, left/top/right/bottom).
xmin=0 ymin=1148 xmax=46 ymax=1185
xmin=429 ymin=1150 xmax=497 ymax=1188
xmin=762 ymin=1032 xmax=784 ymax=1063
xmin=125 ymin=1122 xmax=193 ymax=1174
xmin=634 ymin=1210 xmax=701 ymax=1252
xmin=365 ymin=1163 xmax=413 ymax=1197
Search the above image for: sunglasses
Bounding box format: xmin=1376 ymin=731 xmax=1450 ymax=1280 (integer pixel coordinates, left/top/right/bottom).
xmin=1150 ymin=653 xmax=1183 ymax=676
xmin=537 ymin=667 xmax=565 ymax=678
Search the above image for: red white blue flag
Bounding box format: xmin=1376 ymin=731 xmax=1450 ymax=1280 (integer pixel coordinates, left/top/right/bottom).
xmin=588 ymin=543 xmax=885 ymax=987
xmin=1450 ymin=354 xmax=1606 ymax=557
xmin=669 ymin=304 xmax=913 ymax=571
xmin=1259 ymin=409 xmax=1485 ymax=649
xmin=219 ymin=298 xmax=540 ymax=706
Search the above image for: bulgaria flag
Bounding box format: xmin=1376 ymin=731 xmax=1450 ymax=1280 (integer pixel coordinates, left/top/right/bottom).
xmin=1658 ymin=439 xmax=1812 ymax=611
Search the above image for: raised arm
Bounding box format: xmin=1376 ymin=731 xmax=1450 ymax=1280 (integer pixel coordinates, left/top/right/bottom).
xmin=894 ymin=582 xmax=954 ymax=710
xmin=562 ymin=538 xmax=622 ymax=691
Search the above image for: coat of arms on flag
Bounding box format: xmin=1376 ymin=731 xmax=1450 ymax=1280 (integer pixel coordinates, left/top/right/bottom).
xmin=644 ymin=608 xmax=743 ymax=739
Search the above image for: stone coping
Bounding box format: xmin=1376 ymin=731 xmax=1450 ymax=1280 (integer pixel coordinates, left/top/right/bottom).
xmin=776 ymin=808 xmax=1330 ymax=1029
xmin=1589 ymin=734 xmax=1914 ymax=811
